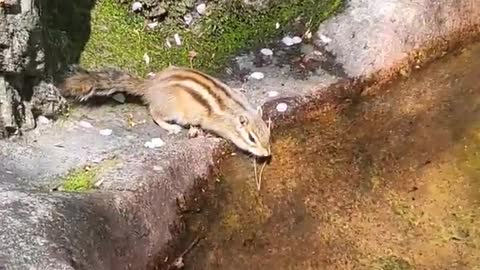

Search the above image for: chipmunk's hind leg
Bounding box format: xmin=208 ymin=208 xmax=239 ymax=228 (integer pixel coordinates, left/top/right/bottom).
xmin=149 ymin=107 xmax=183 ymax=134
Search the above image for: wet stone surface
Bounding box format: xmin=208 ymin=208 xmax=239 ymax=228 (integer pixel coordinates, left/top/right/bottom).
xmin=180 ymin=42 xmax=480 ymax=270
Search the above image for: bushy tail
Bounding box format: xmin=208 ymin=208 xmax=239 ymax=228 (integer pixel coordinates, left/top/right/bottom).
xmin=57 ymin=67 xmax=145 ymax=101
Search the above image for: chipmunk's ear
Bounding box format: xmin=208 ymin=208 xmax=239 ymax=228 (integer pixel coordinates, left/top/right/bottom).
xmin=238 ymin=115 xmax=249 ymax=126
xmin=257 ymin=106 xmax=263 ymax=117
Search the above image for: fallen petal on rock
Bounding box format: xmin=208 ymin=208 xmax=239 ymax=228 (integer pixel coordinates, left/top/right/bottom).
xmin=145 ymin=137 xmax=165 ymax=148
xmin=250 ymin=72 xmax=265 ymax=80
xmin=282 ymin=36 xmax=294 ymax=46
xmin=276 ymin=103 xmax=288 ymax=112
xmin=260 ymin=48 xmax=273 ymax=56
xmin=99 ymin=129 xmax=113 ymax=136
xmin=267 ymin=91 xmax=279 ymax=97
xmin=292 ymin=36 xmax=302 ymax=44
xmin=319 ymin=34 xmax=332 ymax=44
xmin=112 ymin=93 xmax=126 ymax=103
xmin=78 ymin=121 xmax=93 ymax=129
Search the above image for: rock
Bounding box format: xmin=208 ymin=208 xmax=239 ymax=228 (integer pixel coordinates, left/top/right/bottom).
xmin=30 ymin=81 xmax=68 ymax=117
xmin=37 ymin=116 xmax=51 ymax=125
xmin=20 ymin=102 xmax=36 ymax=132
xmin=314 ymin=0 xmax=480 ymax=77
xmin=112 ymin=93 xmax=126 ymax=103
xmin=0 ymin=77 xmax=18 ymax=133
xmin=0 ymin=0 xmax=90 ymax=136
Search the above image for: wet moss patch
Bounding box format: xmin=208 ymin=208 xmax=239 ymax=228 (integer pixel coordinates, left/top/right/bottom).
xmin=61 ymin=167 xmax=97 ymax=192
xmin=60 ymin=158 xmax=118 ymax=192
xmin=81 ymin=0 xmax=343 ymax=75
xmin=375 ymin=256 xmax=412 ymax=270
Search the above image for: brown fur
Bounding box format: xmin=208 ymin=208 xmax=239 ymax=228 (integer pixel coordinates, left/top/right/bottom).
xmin=57 ymin=66 xmax=272 ymax=157
xmin=58 ymin=69 xmax=145 ymax=100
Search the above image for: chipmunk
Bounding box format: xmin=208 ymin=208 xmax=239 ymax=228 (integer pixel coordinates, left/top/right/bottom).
xmin=58 ymin=66 xmax=272 ymax=157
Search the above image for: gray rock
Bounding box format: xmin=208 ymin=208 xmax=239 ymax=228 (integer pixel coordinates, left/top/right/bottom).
xmin=0 ymin=0 xmax=93 ymax=137
xmin=0 ymin=77 xmax=17 ymax=132
xmin=30 ymin=81 xmax=68 ymax=117
xmin=315 ymin=0 xmax=480 ymax=77
xmin=0 ymin=103 xmax=223 ymax=269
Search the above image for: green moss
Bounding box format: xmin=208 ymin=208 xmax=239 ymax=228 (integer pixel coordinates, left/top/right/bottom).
xmin=81 ymin=0 xmax=343 ymax=76
xmin=375 ymin=256 xmax=412 ymax=270
xmin=61 ymin=168 xmax=96 ymax=192
xmin=60 ymin=158 xmax=118 ymax=192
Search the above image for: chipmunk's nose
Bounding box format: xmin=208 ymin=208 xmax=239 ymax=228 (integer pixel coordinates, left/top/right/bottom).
xmin=261 ymin=146 xmax=272 ymax=158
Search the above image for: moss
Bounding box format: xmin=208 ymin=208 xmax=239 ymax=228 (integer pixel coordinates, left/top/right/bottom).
xmin=456 ymin=126 xmax=480 ymax=198
xmin=81 ymin=0 xmax=343 ymax=76
xmin=388 ymin=192 xmax=419 ymax=228
xmin=375 ymin=256 xmax=412 ymax=270
xmin=60 ymin=158 xmax=118 ymax=192
xmin=61 ymin=167 xmax=96 ymax=192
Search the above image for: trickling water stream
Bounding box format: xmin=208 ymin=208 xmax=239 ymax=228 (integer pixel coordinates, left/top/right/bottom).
xmin=179 ymin=43 xmax=480 ymax=270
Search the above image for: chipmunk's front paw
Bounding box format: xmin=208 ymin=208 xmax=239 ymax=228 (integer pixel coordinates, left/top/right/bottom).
xmin=187 ymin=126 xmax=205 ymax=138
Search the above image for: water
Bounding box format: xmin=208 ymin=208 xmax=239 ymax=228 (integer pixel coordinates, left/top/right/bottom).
xmin=178 ymin=43 xmax=480 ymax=270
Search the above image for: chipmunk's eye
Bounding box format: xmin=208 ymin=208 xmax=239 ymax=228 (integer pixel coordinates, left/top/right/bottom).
xmin=248 ymin=133 xmax=256 ymax=144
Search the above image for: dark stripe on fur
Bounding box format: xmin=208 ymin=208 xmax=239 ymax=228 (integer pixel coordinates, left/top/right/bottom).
xmin=171 ymin=83 xmax=213 ymax=115
xmin=167 ymin=74 xmax=227 ymax=110
xmin=186 ymin=68 xmax=249 ymax=110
